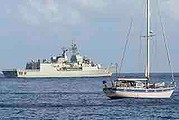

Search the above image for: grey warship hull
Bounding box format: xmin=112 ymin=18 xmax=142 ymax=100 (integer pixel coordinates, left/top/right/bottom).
xmin=2 ymin=67 xmax=114 ymax=78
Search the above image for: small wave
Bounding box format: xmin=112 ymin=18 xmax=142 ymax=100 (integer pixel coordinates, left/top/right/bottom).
xmin=0 ymin=103 xmax=121 ymax=108
xmin=0 ymin=91 xmax=101 ymax=95
xmin=158 ymin=116 xmax=179 ymax=120
xmin=1 ymin=98 xmax=177 ymax=108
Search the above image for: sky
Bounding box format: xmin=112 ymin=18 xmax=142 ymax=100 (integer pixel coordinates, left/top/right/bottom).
xmin=0 ymin=0 xmax=179 ymax=73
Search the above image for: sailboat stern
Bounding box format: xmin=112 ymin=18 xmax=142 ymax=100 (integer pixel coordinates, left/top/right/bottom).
xmin=103 ymin=87 xmax=121 ymax=99
xmin=2 ymin=69 xmax=18 ymax=78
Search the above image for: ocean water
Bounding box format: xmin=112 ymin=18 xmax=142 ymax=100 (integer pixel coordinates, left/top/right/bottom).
xmin=0 ymin=73 xmax=179 ymax=120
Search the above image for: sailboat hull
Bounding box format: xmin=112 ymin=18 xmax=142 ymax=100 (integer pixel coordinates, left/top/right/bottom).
xmin=103 ymin=87 xmax=174 ymax=99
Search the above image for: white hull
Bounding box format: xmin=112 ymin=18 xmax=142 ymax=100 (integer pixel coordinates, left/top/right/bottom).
xmin=2 ymin=68 xmax=114 ymax=78
xmin=3 ymin=63 xmax=115 ymax=78
xmin=18 ymin=70 xmax=112 ymax=78
xmin=104 ymin=88 xmax=174 ymax=99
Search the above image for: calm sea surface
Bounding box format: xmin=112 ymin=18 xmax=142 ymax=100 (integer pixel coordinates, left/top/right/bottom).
xmin=0 ymin=73 xmax=179 ymax=120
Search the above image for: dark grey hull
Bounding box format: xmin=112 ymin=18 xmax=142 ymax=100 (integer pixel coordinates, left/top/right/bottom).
xmin=2 ymin=70 xmax=18 ymax=78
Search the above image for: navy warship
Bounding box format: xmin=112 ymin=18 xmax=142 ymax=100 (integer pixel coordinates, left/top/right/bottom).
xmin=2 ymin=43 xmax=115 ymax=78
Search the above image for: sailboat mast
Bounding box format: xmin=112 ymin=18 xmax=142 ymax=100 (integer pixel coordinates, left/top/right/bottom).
xmin=146 ymin=0 xmax=150 ymax=80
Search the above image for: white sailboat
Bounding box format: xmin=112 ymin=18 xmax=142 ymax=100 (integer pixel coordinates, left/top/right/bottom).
xmin=103 ymin=0 xmax=175 ymax=99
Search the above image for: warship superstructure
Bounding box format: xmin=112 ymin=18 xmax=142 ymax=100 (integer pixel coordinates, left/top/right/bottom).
xmin=2 ymin=43 xmax=114 ymax=78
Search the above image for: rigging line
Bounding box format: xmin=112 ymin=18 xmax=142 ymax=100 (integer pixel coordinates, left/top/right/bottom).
xmin=138 ymin=2 xmax=146 ymax=73
xmin=118 ymin=18 xmax=133 ymax=75
xmin=157 ymin=0 xmax=175 ymax=83
xmin=151 ymin=32 xmax=157 ymax=66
